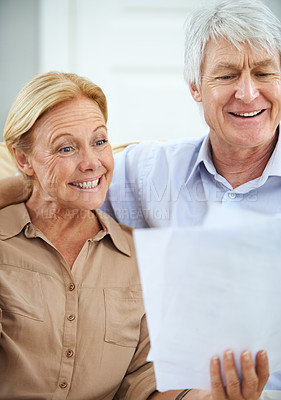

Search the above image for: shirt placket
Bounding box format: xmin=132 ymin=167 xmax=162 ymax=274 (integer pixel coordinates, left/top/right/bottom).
xmin=53 ymin=268 xmax=79 ymax=400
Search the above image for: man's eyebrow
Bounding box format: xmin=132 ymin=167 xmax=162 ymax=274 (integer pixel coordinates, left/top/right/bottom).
xmin=212 ymin=59 xmax=276 ymax=72
xmin=211 ymin=63 xmax=240 ymax=74
xmin=252 ymin=59 xmax=277 ymax=68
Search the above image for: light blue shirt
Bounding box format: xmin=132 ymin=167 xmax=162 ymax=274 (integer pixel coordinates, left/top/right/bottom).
xmin=101 ymin=133 xmax=281 ymax=391
xmin=102 ymin=133 xmax=281 ymax=228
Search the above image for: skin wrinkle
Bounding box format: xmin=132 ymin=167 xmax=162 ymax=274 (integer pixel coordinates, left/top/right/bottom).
xmin=190 ymin=37 xmax=281 ymax=188
xmin=211 ymin=58 xmax=280 ymax=76
xmin=21 ymin=97 xmax=114 ymax=223
xmin=51 ymin=125 xmax=107 ymax=149
xmin=210 ymin=133 xmax=278 ymax=188
xmin=12 ymin=97 xmax=115 ymax=268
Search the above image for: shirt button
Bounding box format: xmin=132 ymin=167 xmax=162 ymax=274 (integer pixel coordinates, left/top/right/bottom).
xmin=59 ymin=382 xmax=68 ymax=389
xmin=68 ymin=314 xmax=75 ymax=321
xmin=65 ymin=349 xmax=74 ymax=358
xmin=68 ymin=283 xmax=75 ymax=291
xmin=228 ymin=192 xmax=236 ymax=199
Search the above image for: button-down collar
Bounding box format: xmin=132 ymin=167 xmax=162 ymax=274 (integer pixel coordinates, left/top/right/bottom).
xmin=187 ymin=128 xmax=281 ymax=191
xmin=0 ymin=203 xmax=131 ymax=257
xmin=0 ymin=202 xmax=154 ymax=399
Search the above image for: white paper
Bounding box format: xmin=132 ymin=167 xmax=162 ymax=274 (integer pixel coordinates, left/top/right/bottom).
xmin=133 ymin=207 xmax=281 ymax=391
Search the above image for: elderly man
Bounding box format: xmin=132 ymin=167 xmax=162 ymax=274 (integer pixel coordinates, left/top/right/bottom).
xmin=101 ymin=0 xmax=281 ymax=395
xmin=0 ymin=0 xmax=280 ymax=399
xmin=102 ymin=0 xmax=281 ymax=231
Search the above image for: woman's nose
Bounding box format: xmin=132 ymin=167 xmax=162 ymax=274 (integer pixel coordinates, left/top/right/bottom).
xmin=78 ymin=148 xmax=102 ymax=172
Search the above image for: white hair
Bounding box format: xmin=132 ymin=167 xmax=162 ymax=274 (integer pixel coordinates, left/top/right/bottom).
xmin=184 ymin=0 xmax=281 ymax=88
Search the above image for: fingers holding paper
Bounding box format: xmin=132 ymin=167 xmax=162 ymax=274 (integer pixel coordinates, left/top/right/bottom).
xmin=210 ymin=350 xmax=269 ymax=399
xmin=241 ymin=350 xmax=270 ymax=397
xmin=148 ymin=350 xmax=269 ymax=400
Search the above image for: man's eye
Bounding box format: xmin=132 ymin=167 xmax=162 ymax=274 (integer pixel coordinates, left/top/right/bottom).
xmin=219 ymin=75 xmax=234 ymax=80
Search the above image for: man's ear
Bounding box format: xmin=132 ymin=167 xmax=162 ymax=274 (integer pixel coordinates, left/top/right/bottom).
xmin=12 ymin=147 xmax=34 ymax=176
xmin=189 ymin=82 xmax=202 ymax=102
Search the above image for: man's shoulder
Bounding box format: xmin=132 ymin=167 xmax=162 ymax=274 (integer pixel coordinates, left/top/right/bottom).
xmin=159 ymin=136 xmax=205 ymax=158
xmin=113 ymin=136 xmax=206 ymax=166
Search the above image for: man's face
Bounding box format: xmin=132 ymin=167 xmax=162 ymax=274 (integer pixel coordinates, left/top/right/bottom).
xmin=190 ymin=37 xmax=281 ymax=152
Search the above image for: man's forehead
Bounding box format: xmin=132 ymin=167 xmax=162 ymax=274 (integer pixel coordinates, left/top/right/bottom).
xmin=203 ymin=37 xmax=280 ymax=69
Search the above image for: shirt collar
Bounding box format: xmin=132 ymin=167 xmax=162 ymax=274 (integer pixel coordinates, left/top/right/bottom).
xmin=0 ymin=203 xmax=132 ymax=257
xmin=186 ymin=134 xmax=215 ymax=183
xmin=187 ymin=127 xmax=281 ymax=184
xmin=0 ymin=203 xmax=31 ymax=240
xmin=86 ymin=209 xmax=132 ymax=257
xmin=261 ymin=127 xmax=281 ymax=178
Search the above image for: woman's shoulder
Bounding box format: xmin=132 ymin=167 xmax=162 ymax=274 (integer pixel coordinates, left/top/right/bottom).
xmin=0 ymin=203 xmax=29 ymax=241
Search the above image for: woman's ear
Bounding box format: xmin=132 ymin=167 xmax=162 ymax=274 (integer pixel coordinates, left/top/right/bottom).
xmin=12 ymin=147 xmax=34 ymax=176
xmin=189 ymin=82 xmax=202 ymax=102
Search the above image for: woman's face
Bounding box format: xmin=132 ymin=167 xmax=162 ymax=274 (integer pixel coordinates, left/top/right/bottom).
xmin=21 ymin=96 xmax=114 ymax=211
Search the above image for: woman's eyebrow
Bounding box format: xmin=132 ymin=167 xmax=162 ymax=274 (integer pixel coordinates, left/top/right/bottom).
xmin=51 ymin=125 xmax=108 ymax=145
xmin=51 ymin=133 xmax=73 ymax=145
xmin=93 ymin=124 xmax=108 ymax=133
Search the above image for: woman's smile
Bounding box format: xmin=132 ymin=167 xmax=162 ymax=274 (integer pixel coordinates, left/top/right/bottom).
xmin=69 ymin=176 xmax=102 ymax=190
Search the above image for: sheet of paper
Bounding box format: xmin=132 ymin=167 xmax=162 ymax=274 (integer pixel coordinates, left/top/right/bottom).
xmin=133 ymin=207 xmax=281 ymax=391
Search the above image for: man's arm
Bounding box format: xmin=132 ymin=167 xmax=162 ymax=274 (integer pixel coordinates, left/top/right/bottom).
xmin=0 ymin=175 xmax=30 ymax=208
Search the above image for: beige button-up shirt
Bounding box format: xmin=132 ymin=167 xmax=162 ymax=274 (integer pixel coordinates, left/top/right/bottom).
xmin=0 ymin=203 xmax=156 ymax=400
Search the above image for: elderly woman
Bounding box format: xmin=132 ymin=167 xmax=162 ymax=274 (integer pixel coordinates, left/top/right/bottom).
xmin=0 ymin=71 xmax=269 ymax=400
xmin=0 ymin=71 xmax=157 ymax=400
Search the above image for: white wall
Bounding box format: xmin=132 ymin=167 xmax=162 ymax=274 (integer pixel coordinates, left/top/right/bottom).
xmin=0 ymin=0 xmax=39 ymax=141
xmin=1 ymin=0 xmax=281 ymax=144
xmin=37 ymin=0 xmax=208 ymax=145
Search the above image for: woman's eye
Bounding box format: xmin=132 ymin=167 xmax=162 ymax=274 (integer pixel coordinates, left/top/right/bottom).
xmin=59 ymin=146 xmax=73 ymax=153
xmin=95 ymin=139 xmax=107 ymax=146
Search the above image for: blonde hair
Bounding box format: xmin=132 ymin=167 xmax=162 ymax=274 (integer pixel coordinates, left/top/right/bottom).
xmin=4 ymin=71 xmax=108 ymax=157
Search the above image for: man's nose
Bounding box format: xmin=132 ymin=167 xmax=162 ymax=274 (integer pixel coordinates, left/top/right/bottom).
xmin=234 ymin=73 xmax=259 ymax=103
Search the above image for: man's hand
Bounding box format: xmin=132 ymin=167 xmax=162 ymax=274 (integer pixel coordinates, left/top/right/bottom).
xmin=149 ymin=350 xmax=269 ymax=400
xmin=0 ymin=175 xmax=30 ymax=208
xmin=188 ymin=350 xmax=269 ymax=400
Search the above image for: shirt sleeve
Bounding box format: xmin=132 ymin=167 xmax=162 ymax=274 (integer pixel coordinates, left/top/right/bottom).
xmin=114 ymin=314 xmax=157 ymax=400
xmin=259 ymin=390 xmax=281 ymax=400
xmin=265 ymin=370 xmax=281 ymax=390
xmin=100 ymin=142 xmax=157 ymax=228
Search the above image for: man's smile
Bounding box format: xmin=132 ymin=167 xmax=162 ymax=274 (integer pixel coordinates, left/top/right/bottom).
xmin=230 ymin=109 xmax=265 ymax=118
